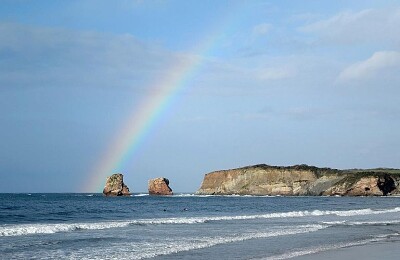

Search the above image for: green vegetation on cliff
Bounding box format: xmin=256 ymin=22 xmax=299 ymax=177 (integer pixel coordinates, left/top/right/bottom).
xmin=241 ymin=164 xmax=342 ymax=177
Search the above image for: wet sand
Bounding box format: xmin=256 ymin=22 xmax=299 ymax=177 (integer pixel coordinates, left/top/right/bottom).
xmin=294 ymin=239 xmax=400 ymax=260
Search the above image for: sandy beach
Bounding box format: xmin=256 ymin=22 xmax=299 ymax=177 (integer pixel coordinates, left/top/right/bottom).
xmin=293 ymin=238 xmax=400 ymax=260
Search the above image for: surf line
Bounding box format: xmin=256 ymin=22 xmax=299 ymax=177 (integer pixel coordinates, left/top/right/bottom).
xmin=83 ymin=5 xmax=242 ymax=192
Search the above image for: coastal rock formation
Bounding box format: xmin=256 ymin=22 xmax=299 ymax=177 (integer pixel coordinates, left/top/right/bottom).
xmin=148 ymin=177 xmax=173 ymax=195
xmin=196 ymin=164 xmax=341 ymax=196
xmin=196 ymin=164 xmax=400 ymax=196
xmin=103 ymin=173 xmax=131 ymax=196
xmin=323 ymin=174 xmax=398 ymax=196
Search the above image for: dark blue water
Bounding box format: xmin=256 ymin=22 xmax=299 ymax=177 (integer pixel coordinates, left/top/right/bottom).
xmin=1 ymin=193 xmax=400 ymax=259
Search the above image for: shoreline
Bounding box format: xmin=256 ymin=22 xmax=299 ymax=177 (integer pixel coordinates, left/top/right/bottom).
xmin=284 ymin=237 xmax=400 ymax=260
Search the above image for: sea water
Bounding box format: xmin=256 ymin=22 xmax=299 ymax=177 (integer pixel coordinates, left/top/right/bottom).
xmin=1 ymin=193 xmax=400 ymax=259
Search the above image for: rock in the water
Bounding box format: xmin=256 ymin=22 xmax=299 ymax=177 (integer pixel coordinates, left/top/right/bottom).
xmin=103 ymin=173 xmax=131 ymax=196
xmin=148 ymin=177 xmax=173 ymax=195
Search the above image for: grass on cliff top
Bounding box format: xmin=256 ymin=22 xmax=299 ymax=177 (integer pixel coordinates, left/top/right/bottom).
xmin=237 ymin=164 xmax=400 ymax=177
xmin=340 ymin=170 xmax=400 ymax=183
xmin=240 ymin=164 xmax=342 ymax=177
xmin=345 ymin=168 xmax=400 ymax=174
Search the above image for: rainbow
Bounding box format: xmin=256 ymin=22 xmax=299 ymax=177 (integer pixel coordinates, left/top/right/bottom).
xmin=82 ymin=5 xmax=242 ymax=192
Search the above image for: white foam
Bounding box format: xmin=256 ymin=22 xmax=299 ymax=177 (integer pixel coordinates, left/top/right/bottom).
xmin=132 ymin=194 xmax=149 ymax=197
xmin=197 ymin=207 xmax=400 ymax=221
xmin=0 ymin=221 xmax=131 ymax=237
xmin=171 ymin=194 xmax=275 ymax=197
xmin=3 ymin=207 xmax=400 ymax=237
xmin=173 ymin=194 xmax=216 ymax=197
xmin=68 ymin=224 xmax=327 ymax=260
xmin=125 ymin=207 xmax=400 ymax=225
xmin=325 ymin=207 xmax=400 ymax=216
xmin=172 ymin=193 xmax=196 ymax=197
xmin=322 ymin=220 xmax=400 ymax=226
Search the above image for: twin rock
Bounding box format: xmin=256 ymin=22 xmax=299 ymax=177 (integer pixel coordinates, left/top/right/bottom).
xmin=103 ymin=173 xmax=172 ymax=196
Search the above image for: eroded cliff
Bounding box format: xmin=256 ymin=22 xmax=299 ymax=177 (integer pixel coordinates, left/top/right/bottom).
xmin=196 ymin=164 xmax=400 ymax=196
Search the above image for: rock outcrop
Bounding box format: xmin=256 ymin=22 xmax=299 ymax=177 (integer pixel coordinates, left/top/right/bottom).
xmin=323 ymin=174 xmax=398 ymax=196
xmin=148 ymin=177 xmax=173 ymax=195
xmin=103 ymin=173 xmax=131 ymax=196
xmin=196 ymin=164 xmax=400 ymax=196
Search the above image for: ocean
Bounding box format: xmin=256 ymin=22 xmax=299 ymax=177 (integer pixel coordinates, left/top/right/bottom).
xmin=1 ymin=193 xmax=400 ymax=259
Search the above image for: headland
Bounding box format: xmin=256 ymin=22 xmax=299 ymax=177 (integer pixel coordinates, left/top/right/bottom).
xmin=196 ymin=164 xmax=400 ymax=196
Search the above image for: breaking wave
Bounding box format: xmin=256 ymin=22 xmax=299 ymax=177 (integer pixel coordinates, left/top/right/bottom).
xmin=21 ymin=225 xmax=326 ymax=260
xmin=132 ymin=194 xmax=149 ymax=197
xmin=0 ymin=221 xmax=132 ymax=237
xmin=2 ymin=207 xmax=400 ymax=237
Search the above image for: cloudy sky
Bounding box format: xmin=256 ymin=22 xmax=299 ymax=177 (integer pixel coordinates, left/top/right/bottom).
xmin=1 ymin=0 xmax=400 ymax=193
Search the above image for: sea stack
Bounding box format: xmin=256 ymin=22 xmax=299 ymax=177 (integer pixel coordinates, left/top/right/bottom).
xmin=103 ymin=173 xmax=131 ymax=196
xmin=148 ymin=177 xmax=173 ymax=195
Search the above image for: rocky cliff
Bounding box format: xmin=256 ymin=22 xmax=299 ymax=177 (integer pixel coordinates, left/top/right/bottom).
xmin=148 ymin=177 xmax=173 ymax=195
xmin=196 ymin=164 xmax=400 ymax=196
xmin=103 ymin=173 xmax=131 ymax=196
xmin=323 ymin=172 xmax=399 ymax=196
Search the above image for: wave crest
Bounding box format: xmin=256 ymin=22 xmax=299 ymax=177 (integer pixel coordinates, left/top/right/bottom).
xmin=2 ymin=207 xmax=399 ymax=237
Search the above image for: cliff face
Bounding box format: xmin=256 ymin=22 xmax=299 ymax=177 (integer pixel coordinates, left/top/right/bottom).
xmin=103 ymin=173 xmax=131 ymax=196
xmin=196 ymin=164 xmax=400 ymax=196
xmin=323 ymin=173 xmax=400 ymax=196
